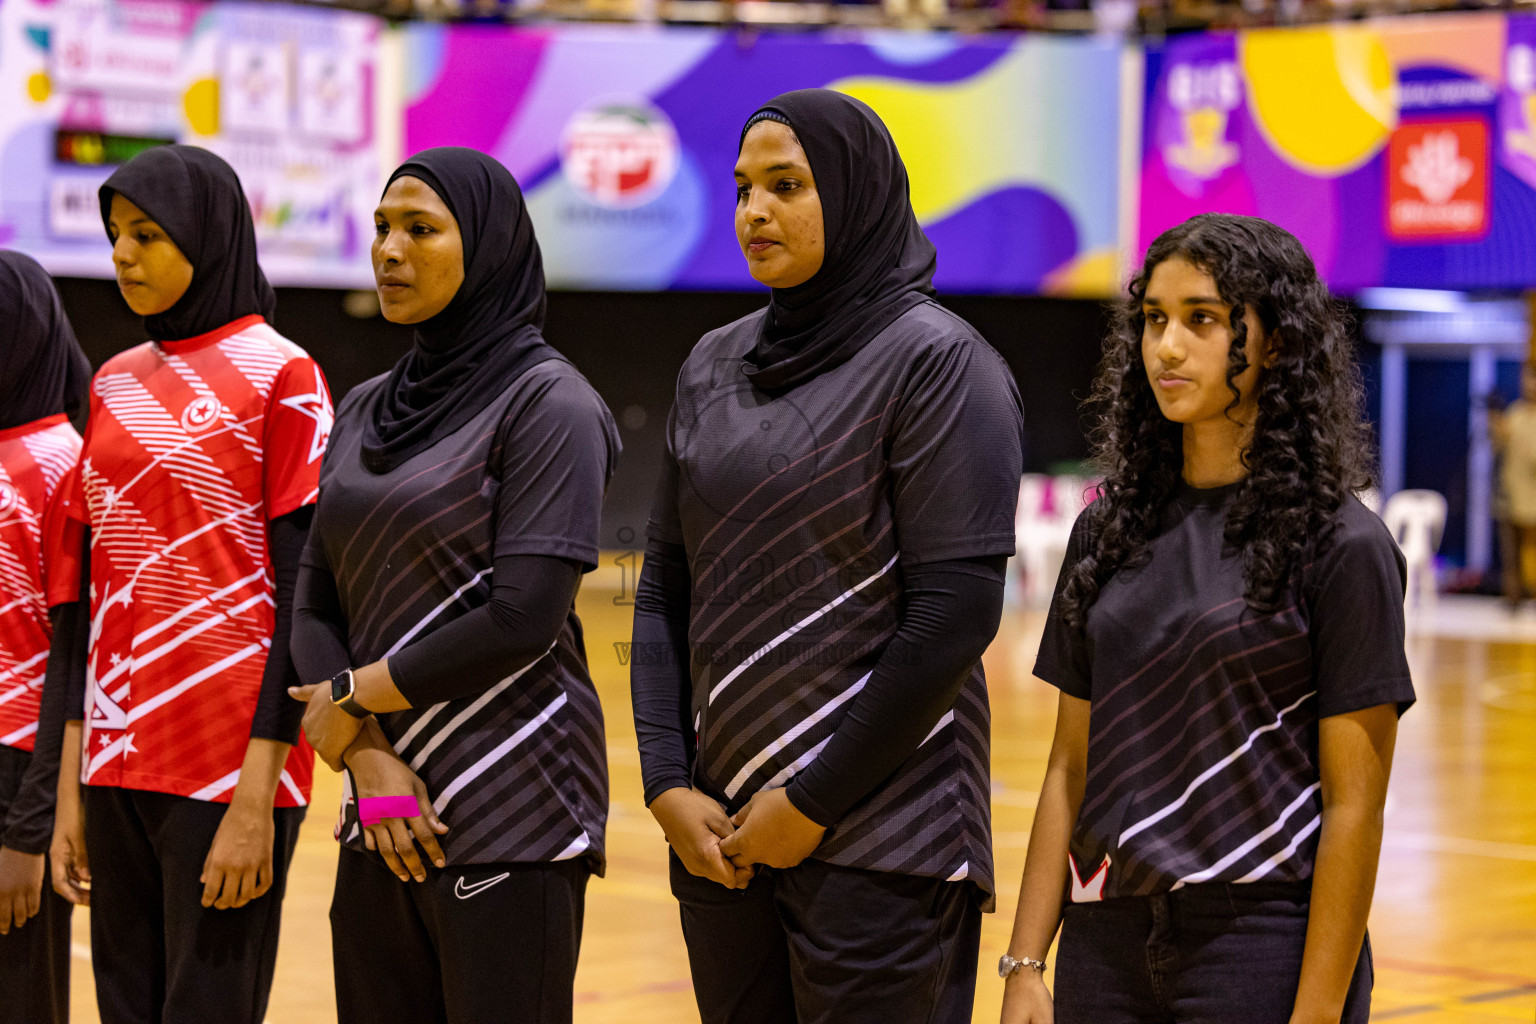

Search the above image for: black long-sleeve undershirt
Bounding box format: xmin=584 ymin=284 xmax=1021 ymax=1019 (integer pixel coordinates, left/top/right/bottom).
xmin=631 ymin=537 xmax=1006 ymax=825
xmin=631 ymin=537 xmax=696 ymax=807
xmin=291 ymin=549 xmax=581 ymax=710
xmin=250 ymin=505 xmax=313 ymax=744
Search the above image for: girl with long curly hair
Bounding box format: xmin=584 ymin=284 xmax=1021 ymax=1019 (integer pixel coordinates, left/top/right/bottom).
xmin=998 ymin=213 xmax=1415 ymax=1024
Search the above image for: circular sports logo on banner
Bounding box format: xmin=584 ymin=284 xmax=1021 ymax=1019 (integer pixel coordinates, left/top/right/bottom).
xmin=181 ymin=396 xmax=224 ymax=434
xmin=560 ymin=99 xmax=680 ymax=209
xmin=0 ymin=483 xmax=17 ymax=522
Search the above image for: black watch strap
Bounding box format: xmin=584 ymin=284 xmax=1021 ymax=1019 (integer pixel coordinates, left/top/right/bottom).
xmin=330 ymin=668 xmax=371 ymax=719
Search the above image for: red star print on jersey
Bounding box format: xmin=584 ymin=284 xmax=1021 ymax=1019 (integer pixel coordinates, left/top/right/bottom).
xmin=61 ymin=316 xmax=332 ymax=806
xmin=0 ymin=416 xmax=83 ymax=753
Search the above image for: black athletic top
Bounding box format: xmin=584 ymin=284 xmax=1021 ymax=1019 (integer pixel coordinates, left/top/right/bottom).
xmin=1035 ymin=483 xmax=1416 ymax=901
xmin=295 ymin=359 xmax=619 ymax=870
xmin=639 ymin=299 xmax=1024 ymax=900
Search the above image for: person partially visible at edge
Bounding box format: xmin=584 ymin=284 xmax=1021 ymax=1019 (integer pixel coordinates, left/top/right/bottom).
xmin=288 ymin=146 xmax=619 ymax=1024
xmin=999 ymin=213 xmax=1415 ymax=1024
xmin=0 ymin=250 xmax=91 ymax=1024
xmin=1490 ymin=363 xmax=1536 ymax=611
xmin=631 ymin=89 xmax=1025 ymax=1024
xmin=43 ymin=144 xmax=332 ymax=1024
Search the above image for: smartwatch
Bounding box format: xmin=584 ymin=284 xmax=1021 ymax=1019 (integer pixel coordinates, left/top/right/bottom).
xmin=329 ymin=668 xmax=371 ymax=719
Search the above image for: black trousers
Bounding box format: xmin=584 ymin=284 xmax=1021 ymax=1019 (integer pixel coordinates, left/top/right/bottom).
xmin=83 ymin=785 xmax=305 ymax=1024
xmin=330 ymin=846 xmax=590 ymax=1024
xmin=0 ymin=745 xmax=71 ymax=1024
xmin=669 ymin=851 xmax=982 ymax=1024
xmin=1054 ymin=881 xmax=1372 ymax=1024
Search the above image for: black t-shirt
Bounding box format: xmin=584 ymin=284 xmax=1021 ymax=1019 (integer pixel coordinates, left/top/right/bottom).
xmin=1035 ymin=482 xmax=1416 ymax=901
xmin=649 ymin=299 xmax=1025 ymax=897
xmin=304 ymin=359 xmax=618 ymax=869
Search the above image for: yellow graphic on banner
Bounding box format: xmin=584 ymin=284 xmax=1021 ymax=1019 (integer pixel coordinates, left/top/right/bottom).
xmin=1241 ymin=27 xmax=1397 ymax=175
xmin=1166 ymin=107 xmax=1240 ymax=179
xmin=184 ymin=79 xmax=220 ymax=136
xmin=833 ymin=49 xmax=1057 ymax=224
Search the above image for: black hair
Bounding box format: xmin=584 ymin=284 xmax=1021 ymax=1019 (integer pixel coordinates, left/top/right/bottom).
xmin=1059 ymin=212 xmax=1374 ymax=626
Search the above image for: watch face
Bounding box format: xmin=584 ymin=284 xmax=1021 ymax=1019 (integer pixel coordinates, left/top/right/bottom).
xmin=331 ymin=671 xmax=352 ymax=703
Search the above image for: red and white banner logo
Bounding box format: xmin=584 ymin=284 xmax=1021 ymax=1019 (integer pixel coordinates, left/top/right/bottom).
xmin=560 ymin=100 xmax=680 ymax=209
xmin=180 ymin=396 xmax=224 ymax=434
xmin=1387 ymin=119 xmax=1490 ymax=241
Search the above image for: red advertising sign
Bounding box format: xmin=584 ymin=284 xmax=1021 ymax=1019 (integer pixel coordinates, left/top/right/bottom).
xmin=1386 ymin=119 xmax=1490 ymax=241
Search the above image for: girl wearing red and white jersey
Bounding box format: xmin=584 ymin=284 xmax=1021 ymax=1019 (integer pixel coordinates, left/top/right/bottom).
xmin=46 ymin=145 xmax=333 ymax=1024
xmin=0 ymin=250 xmax=90 ymax=1024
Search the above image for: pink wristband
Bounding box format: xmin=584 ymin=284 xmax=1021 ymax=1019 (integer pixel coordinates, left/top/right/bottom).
xmin=358 ymin=795 xmax=421 ymax=827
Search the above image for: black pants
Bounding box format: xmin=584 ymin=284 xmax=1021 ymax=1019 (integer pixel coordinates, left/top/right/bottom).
xmin=0 ymin=746 xmax=71 ymax=1024
xmin=330 ymin=846 xmax=590 ymax=1024
xmin=83 ymin=785 xmax=305 ymax=1024
xmin=669 ymin=851 xmax=982 ymax=1024
xmin=1054 ymin=881 xmax=1372 ymax=1024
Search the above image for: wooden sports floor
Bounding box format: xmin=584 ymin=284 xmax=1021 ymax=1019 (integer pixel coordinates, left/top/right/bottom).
xmin=59 ymin=572 xmax=1536 ymax=1023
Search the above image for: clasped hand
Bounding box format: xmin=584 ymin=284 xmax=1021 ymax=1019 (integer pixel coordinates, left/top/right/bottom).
xmin=288 ymin=682 xmax=364 ymax=771
xmin=650 ymin=786 xmax=825 ymax=890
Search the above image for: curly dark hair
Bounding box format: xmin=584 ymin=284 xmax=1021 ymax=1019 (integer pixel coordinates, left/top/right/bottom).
xmin=1059 ymin=213 xmax=1374 ymax=627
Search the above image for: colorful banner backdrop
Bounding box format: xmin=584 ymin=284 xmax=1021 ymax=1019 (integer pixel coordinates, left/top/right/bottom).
xmin=403 ymin=26 xmax=1126 ymax=295
xmin=1141 ymin=12 xmax=1536 ymax=292
xmin=0 ymin=0 xmax=383 ymax=287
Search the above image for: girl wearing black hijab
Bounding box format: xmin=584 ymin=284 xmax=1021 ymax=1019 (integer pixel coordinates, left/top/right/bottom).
xmin=0 ymin=250 xmax=90 ymax=1024
xmin=44 ymin=144 xmax=332 ymax=1024
xmin=288 ymin=147 xmax=618 ymax=1024
xmin=631 ymin=89 xmax=1026 ymax=1024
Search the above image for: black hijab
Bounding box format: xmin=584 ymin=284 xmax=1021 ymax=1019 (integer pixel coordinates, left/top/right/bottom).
xmin=738 ymin=90 xmax=937 ymax=392
xmin=0 ymin=251 xmax=92 ymax=430
xmin=98 ymin=144 xmax=275 ymax=343
xmin=360 ymin=147 xmax=563 ymax=474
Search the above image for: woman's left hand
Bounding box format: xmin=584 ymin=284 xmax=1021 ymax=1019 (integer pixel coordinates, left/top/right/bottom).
xmin=289 ymin=682 xmax=365 ymax=771
xmin=718 ymin=787 xmax=826 ymax=870
xmin=201 ymin=801 xmax=274 ymax=910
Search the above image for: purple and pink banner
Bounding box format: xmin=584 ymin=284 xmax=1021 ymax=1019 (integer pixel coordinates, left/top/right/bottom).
xmin=1141 ymin=12 xmax=1536 ymax=292
xmin=403 ymin=25 xmax=1126 ymax=295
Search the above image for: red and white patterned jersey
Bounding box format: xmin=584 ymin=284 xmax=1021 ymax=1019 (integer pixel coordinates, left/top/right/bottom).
xmin=0 ymin=416 xmax=83 ymax=753
xmin=59 ymin=315 xmax=332 ymax=806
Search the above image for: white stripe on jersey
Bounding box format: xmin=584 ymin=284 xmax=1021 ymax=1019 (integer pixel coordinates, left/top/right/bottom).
xmin=0 ymin=721 xmax=38 ymax=746
xmin=432 ymin=691 xmax=569 ymax=814
xmin=133 ymin=569 xmax=268 ymax=647
xmin=1119 ymin=689 xmax=1317 ymax=846
xmin=1174 ymin=783 xmax=1322 ymax=889
xmin=383 ymin=568 xmax=491 ymax=658
xmin=21 ymin=428 xmax=82 ymax=491
xmin=707 ymin=552 xmax=899 ymax=706
xmin=403 ymin=652 xmax=551 ymax=772
xmin=552 ymin=831 xmax=591 ymax=861
xmin=920 ymin=709 xmax=955 ymax=747
xmin=724 ymin=670 xmax=871 ymax=799
xmin=123 ymin=642 xmax=264 ymax=727
xmin=1233 ymin=812 xmax=1324 ymax=884
xmin=0 ymin=651 xmax=47 ymax=692
xmin=189 ymin=769 xmax=243 ymax=801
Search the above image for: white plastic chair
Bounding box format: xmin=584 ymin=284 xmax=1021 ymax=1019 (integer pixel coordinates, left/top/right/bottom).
xmin=1381 ymin=489 xmax=1447 ymax=611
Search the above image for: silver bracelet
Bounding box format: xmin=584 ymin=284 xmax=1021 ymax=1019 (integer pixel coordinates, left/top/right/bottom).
xmin=998 ymin=953 xmax=1048 ymax=978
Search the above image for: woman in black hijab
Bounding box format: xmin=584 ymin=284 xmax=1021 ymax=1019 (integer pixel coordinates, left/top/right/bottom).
xmin=630 ymin=89 xmax=1026 ymax=1024
xmin=0 ymin=250 xmax=89 ymax=1024
xmin=44 ymin=144 xmax=332 ymax=1024
xmin=289 ymin=147 xmax=618 ymax=1024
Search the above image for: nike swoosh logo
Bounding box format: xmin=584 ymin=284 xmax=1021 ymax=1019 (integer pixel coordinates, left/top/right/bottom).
xmin=454 ymin=872 xmax=511 ymax=900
